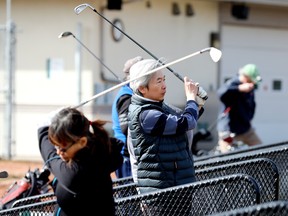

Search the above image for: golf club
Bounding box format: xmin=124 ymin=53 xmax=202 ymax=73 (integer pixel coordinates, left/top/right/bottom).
xmin=0 ymin=171 xmax=8 ymax=178
xmin=58 ymin=31 xmax=122 ymax=82
xmin=191 ymin=106 xmax=231 ymax=155
xmin=74 ymin=3 xmax=222 ymax=100
xmin=73 ymin=48 xmax=216 ymax=109
xmin=208 ymin=106 xmax=231 ymax=131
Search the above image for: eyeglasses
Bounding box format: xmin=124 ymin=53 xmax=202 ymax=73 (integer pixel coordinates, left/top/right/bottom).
xmin=55 ymin=142 xmax=75 ymax=153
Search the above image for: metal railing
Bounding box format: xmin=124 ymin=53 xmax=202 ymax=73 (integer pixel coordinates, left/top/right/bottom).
xmin=194 ymin=144 xmax=288 ymax=199
xmin=1 ymin=143 xmax=286 ymax=215
xmin=209 ymin=200 xmax=288 ymax=216
xmin=10 ymin=157 xmax=279 ymax=210
xmin=0 ymin=200 xmax=56 ymax=216
xmin=115 ymin=174 xmax=260 ymax=216
xmin=112 ymin=176 xmax=134 ymax=187
xmin=195 ymin=158 xmax=279 ymax=203
xmin=195 ymin=141 xmax=288 ymax=162
xmin=11 ymin=192 xmax=56 ymax=208
xmin=0 ymin=174 xmax=260 ymax=215
xmin=113 ymin=158 xmax=279 ymax=202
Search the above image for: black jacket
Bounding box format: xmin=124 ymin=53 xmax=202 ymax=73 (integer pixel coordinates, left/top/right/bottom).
xmin=217 ymin=76 xmax=256 ymax=135
xmin=38 ymin=126 xmax=123 ymax=216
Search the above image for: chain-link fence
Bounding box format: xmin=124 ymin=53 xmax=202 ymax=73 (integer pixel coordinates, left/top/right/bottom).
xmin=0 ymin=174 xmax=260 ymax=216
xmin=11 ymin=192 xmax=56 ymax=208
xmin=112 ymin=157 xmax=279 ymax=203
xmin=113 ymin=176 xmax=134 ymax=187
xmin=115 ymin=174 xmax=260 ymax=216
xmin=209 ymin=200 xmax=288 ymax=216
xmin=195 ymin=158 xmax=279 ymax=203
xmin=195 ymin=141 xmax=288 ymax=163
xmin=195 ymin=143 xmax=288 ymax=199
xmin=0 ymin=143 xmax=288 ymax=215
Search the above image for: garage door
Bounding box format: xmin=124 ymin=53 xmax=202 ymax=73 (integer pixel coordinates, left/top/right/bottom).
xmin=220 ymin=25 xmax=288 ymax=144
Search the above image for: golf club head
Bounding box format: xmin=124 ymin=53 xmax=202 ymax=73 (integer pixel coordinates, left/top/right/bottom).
xmin=74 ymin=3 xmax=90 ymax=15
xmin=58 ymin=32 xmax=73 ymax=38
xmin=209 ymin=47 xmax=222 ymax=62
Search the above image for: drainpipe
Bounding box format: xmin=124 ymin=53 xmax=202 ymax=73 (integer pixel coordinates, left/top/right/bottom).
xmin=99 ymin=5 xmax=120 ymax=84
xmin=4 ymin=0 xmax=13 ymax=159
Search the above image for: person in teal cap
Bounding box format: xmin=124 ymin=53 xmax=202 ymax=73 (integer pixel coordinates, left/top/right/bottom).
xmin=216 ymin=63 xmax=262 ymax=153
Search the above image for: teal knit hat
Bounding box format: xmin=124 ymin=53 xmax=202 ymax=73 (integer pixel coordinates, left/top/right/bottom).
xmin=240 ymin=64 xmax=262 ymax=84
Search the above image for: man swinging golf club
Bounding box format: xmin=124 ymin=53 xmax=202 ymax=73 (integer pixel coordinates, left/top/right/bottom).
xmin=216 ymin=63 xmax=262 ymax=153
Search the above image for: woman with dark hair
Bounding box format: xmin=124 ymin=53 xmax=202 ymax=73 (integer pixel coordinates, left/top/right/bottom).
xmin=38 ymin=107 xmax=123 ymax=216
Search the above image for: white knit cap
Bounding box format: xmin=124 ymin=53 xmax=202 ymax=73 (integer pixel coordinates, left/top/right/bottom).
xmin=123 ymin=56 xmax=143 ymax=73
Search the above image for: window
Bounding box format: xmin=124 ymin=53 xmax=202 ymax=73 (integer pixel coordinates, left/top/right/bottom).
xmin=272 ymin=80 xmax=282 ymax=91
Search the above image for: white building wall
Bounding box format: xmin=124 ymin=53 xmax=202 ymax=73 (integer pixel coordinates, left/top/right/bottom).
xmin=0 ymin=0 xmax=220 ymax=159
xmin=101 ymin=0 xmax=220 ymax=106
xmin=1 ymin=1 xmax=288 ymax=159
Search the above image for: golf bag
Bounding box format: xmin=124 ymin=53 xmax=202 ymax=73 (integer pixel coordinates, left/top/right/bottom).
xmin=0 ymin=167 xmax=52 ymax=210
xmin=191 ymin=128 xmax=212 ymax=156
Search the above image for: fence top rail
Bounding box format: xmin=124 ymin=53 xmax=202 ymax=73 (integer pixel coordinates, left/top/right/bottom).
xmin=115 ymin=173 xmax=260 ymax=202
xmin=113 ymin=182 xmax=137 ymax=190
xmin=195 ymin=157 xmax=279 ymax=202
xmin=195 ymin=145 xmax=288 ymax=167
xmin=11 ymin=192 xmax=56 ymax=208
xmin=195 ymin=141 xmax=288 ymax=162
xmin=208 ymin=200 xmax=288 ymax=216
xmin=0 ymin=174 xmax=260 ymax=216
xmin=196 ymin=157 xmax=278 ymax=174
xmin=0 ymin=199 xmax=56 ymax=214
xmin=112 ymin=176 xmax=134 ymax=184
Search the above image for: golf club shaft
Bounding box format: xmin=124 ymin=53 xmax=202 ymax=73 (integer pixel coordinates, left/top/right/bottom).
xmin=207 ymin=107 xmax=231 ymax=131
xmin=73 ymin=50 xmax=203 ymax=108
xmin=82 ymin=4 xmax=193 ymax=82
xmin=75 ymin=3 xmax=210 ymax=100
xmin=72 ymin=35 xmax=122 ymax=82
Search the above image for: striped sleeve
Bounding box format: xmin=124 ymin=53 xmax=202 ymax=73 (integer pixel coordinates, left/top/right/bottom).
xmin=140 ymin=100 xmax=199 ymax=135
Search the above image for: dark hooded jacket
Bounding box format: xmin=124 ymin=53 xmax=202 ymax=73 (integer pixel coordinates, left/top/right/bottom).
xmin=217 ymin=76 xmax=256 ymax=135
